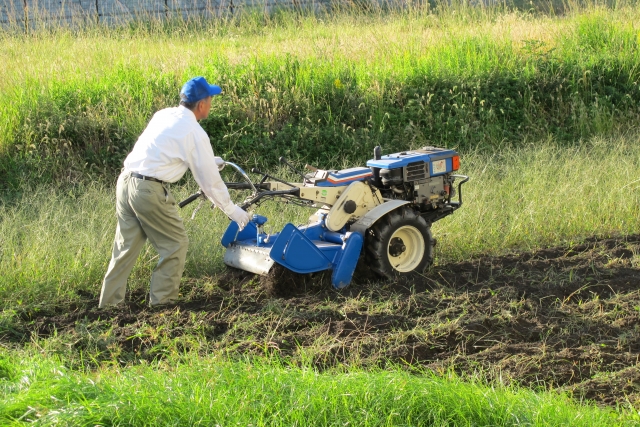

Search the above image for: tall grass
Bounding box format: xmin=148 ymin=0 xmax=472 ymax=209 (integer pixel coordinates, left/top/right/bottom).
xmin=1 ymin=6 xmax=639 ymax=188
xmin=435 ymin=133 xmax=640 ymax=260
xmin=2 ymin=134 xmax=639 ymax=308
xmin=1 ymin=352 xmax=636 ymax=426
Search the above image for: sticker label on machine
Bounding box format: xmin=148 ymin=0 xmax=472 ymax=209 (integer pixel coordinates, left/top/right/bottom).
xmin=431 ymin=159 xmax=447 ymax=174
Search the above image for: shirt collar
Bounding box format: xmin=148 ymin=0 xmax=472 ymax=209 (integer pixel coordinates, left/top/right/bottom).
xmin=178 ymin=105 xmax=197 ymax=120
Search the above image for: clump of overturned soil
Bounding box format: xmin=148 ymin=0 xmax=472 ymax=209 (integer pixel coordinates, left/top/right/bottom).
xmin=4 ymin=234 xmax=640 ymax=408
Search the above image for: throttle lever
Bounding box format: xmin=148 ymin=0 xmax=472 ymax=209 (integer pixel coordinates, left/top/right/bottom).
xmin=250 ymin=167 xmax=270 ymax=186
xmin=279 ymin=156 xmax=308 ymax=183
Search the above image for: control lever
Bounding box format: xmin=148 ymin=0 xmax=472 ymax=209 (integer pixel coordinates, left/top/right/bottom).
xmin=279 ymin=156 xmax=308 ymax=184
xmin=252 ymin=166 xmax=297 ymax=188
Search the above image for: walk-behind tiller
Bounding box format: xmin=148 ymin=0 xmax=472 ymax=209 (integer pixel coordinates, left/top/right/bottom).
xmin=179 ymin=146 xmax=469 ymax=289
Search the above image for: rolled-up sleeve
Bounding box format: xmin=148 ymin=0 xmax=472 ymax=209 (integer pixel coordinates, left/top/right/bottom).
xmin=185 ymin=132 xmax=236 ymax=216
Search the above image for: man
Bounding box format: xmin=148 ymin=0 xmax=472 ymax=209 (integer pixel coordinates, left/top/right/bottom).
xmin=99 ymin=76 xmax=251 ymax=308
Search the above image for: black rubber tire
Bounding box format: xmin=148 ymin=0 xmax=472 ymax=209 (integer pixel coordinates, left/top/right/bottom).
xmin=365 ymin=206 xmax=434 ymax=278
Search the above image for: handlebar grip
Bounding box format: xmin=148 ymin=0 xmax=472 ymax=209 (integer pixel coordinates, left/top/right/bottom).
xmin=178 ymin=192 xmax=202 ymax=208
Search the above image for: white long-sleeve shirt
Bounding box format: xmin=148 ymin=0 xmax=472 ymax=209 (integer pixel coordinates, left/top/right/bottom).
xmin=123 ymin=105 xmax=236 ymax=216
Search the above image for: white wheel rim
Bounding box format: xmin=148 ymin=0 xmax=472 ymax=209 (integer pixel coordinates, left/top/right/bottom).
xmin=387 ymin=225 xmax=425 ymax=273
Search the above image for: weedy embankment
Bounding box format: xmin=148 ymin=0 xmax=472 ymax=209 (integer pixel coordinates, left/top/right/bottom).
xmin=1 ymin=6 xmax=639 ymax=188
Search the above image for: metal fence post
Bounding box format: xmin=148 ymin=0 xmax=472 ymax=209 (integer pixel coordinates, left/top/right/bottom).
xmin=23 ymin=0 xmax=29 ymax=34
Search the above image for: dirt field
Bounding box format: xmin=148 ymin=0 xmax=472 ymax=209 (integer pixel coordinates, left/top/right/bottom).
xmin=5 ymin=234 xmax=640 ymax=407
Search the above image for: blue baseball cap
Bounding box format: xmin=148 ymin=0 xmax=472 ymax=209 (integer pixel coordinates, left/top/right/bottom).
xmin=180 ymin=76 xmax=222 ymax=103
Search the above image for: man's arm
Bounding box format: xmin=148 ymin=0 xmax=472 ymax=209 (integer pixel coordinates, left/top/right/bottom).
xmin=186 ymin=134 xmax=237 ymax=217
xmin=185 ymin=129 xmax=252 ymax=229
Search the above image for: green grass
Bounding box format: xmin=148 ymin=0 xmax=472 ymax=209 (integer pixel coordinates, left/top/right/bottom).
xmin=2 ymin=134 xmax=639 ymax=308
xmin=437 ymin=133 xmax=640 ymax=260
xmin=1 ymin=352 xmax=636 ymax=426
xmin=1 ymin=6 xmax=640 ymax=188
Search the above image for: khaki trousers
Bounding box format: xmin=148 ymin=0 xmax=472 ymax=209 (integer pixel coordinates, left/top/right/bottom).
xmin=99 ymin=171 xmax=188 ymax=307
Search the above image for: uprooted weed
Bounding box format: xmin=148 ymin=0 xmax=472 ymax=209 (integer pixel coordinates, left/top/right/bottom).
xmin=2 ymin=234 xmax=640 ymax=407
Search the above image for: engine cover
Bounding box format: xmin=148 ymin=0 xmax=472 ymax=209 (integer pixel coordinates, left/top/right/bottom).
xmin=366 ymin=147 xmax=459 ymax=176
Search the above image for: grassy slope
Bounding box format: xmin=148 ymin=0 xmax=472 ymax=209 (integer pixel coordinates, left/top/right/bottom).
xmin=1 ymin=7 xmax=639 ymax=186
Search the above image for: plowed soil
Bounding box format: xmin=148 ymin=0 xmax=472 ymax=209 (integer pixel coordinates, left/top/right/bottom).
xmin=5 ymin=234 xmax=640 ymax=407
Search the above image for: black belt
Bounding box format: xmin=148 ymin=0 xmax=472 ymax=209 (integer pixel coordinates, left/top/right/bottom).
xmin=130 ymin=172 xmax=166 ymax=184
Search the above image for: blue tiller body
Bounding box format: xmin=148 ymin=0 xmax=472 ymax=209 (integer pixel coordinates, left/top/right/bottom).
xmin=222 ymin=214 xmax=363 ymax=288
xmin=181 ymin=146 xmax=469 ymax=289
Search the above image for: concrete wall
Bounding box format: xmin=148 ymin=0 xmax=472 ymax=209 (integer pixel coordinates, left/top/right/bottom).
xmin=0 ymin=0 xmax=339 ymax=29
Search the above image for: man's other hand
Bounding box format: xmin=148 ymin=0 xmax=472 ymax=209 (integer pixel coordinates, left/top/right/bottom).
xmin=214 ymin=156 xmax=225 ymax=171
xmin=229 ymin=206 xmax=252 ymax=231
